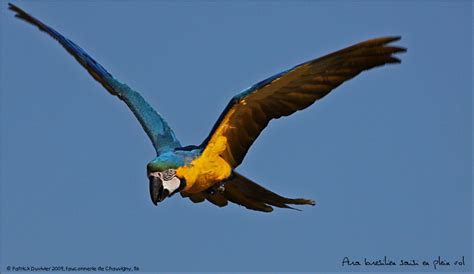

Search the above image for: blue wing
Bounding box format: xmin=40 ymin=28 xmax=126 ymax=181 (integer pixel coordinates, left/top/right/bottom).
xmin=9 ymin=3 xmax=180 ymax=154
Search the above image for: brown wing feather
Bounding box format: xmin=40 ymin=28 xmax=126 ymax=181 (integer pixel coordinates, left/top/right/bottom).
xmin=202 ymin=37 xmax=406 ymax=167
xmin=182 ymin=172 xmax=315 ymax=213
xmin=204 ymin=192 xmax=228 ymax=207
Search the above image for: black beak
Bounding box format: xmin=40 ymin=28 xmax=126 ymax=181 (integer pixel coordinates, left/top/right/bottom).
xmin=149 ymin=176 xmax=168 ymax=205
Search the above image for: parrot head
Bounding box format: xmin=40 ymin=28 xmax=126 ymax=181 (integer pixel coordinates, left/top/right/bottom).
xmin=146 ymin=153 xmax=186 ymax=205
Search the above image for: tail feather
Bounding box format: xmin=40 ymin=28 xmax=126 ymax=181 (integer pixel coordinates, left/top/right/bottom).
xmin=182 ymin=172 xmax=315 ymax=212
xmin=222 ymin=182 xmax=274 ymax=212
xmin=204 ymin=192 xmax=228 ymax=207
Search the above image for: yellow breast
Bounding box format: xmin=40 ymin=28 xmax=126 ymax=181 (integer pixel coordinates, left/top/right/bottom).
xmin=176 ymin=135 xmax=232 ymax=193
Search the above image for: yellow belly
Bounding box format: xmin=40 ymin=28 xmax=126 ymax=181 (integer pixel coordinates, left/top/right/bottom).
xmin=176 ymin=136 xmax=232 ymax=193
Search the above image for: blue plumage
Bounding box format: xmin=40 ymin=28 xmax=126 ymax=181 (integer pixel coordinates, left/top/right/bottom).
xmin=10 ymin=3 xmax=405 ymax=212
xmin=9 ymin=3 xmax=180 ymax=154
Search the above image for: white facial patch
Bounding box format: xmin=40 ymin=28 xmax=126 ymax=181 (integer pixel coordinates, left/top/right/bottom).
xmin=148 ymin=170 xmax=181 ymax=196
xmin=162 ymin=176 xmax=181 ymax=194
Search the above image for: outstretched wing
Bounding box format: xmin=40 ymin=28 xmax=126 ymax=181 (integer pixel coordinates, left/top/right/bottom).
xmin=200 ymin=37 xmax=405 ymax=167
xmin=182 ymin=172 xmax=315 ymax=212
xmin=9 ymin=3 xmax=180 ymax=154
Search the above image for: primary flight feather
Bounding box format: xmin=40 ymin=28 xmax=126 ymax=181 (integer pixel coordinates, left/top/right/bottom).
xmin=9 ymin=3 xmax=405 ymax=212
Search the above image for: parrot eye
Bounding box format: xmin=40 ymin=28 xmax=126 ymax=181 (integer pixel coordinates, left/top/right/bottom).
xmin=162 ymin=169 xmax=176 ymax=181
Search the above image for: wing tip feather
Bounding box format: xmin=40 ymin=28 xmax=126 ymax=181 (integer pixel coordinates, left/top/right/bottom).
xmin=9 ymin=3 xmax=35 ymax=24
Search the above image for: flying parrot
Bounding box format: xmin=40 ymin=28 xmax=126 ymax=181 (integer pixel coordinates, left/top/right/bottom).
xmin=9 ymin=3 xmax=405 ymax=212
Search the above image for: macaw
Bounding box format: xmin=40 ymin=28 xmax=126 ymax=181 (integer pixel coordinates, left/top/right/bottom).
xmin=9 ymin=3 xmax=405 ymax=212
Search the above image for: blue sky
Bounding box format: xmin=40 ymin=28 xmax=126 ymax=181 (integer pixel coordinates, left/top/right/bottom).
xmin=1 ymin=0 xmax=472 ymax=272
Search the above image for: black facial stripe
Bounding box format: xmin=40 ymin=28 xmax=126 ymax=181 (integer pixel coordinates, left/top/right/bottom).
xmin=162 ymin=169 xmax=176 ymax=181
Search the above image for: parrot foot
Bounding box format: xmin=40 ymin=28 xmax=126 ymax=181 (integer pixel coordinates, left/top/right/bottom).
xmin=207 ymin=183 xmax=225 ymax=195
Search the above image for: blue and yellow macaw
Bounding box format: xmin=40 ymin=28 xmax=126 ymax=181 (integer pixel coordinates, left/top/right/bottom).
xmin=10 ymin=3 xmax=405 ymax=212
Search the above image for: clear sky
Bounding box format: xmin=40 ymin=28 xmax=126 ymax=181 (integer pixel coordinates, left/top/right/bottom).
xmin=1 ymin=0 xmax=472 ymax=273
